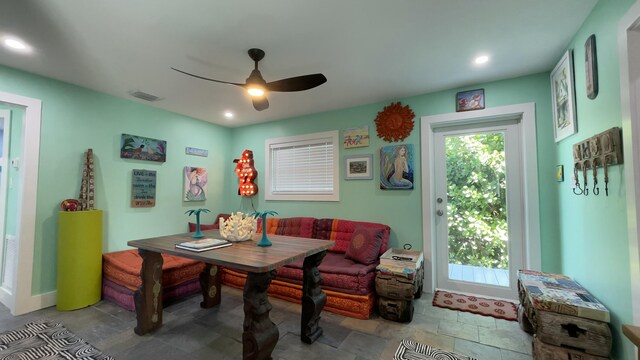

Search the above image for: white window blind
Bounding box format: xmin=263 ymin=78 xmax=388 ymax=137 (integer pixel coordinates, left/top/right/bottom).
xmin=265 ymin=131 xmax=339 ymax=201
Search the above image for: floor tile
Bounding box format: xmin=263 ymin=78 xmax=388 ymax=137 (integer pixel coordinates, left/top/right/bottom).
xmin=438 ymin=319 xmax=479 ymax=342
xmin=337 ymin=331 xmax=388 ymax=359
xmin=454 ymin=338 xmax=502 ymax=360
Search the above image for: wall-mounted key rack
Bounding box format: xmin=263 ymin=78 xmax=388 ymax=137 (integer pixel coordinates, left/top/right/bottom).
xmin=572 ymin=127 xmax=623 ymax=196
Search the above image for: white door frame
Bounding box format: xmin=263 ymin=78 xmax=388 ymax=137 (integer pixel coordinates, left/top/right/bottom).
xmin=619 ymin=0 xmax=640 ymax=325
xmin=432 ymin=121 xmax=524 ymax=300
xmin=420 ymin=103 xmax=541 ymax=295
xmin=0 ymin=109 xmax=11 ymax=308
xmin=0 ymin=91 xmax=43 ymax=315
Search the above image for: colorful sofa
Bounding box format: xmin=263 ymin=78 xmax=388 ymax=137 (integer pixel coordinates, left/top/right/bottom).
xmin=221 ymin=217 xmax=390 ymax=319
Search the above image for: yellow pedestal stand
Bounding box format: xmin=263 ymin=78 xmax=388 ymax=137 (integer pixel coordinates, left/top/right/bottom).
xmin=57 ymin=210 xmax=103 ymax=310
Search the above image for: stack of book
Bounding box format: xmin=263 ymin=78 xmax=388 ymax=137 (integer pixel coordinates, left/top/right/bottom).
xmin=175 ymin=238 xmax=232 ymax=252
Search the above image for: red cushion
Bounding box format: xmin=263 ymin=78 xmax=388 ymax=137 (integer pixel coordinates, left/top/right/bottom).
xmin=344 ymin=225 xmax=384 ymax=265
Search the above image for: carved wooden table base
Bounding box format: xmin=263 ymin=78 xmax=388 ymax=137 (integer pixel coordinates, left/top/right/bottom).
xmin=133 ymin=249 xmax=163 ymax=335
xmin=200 ymin=264 xmax=221 ymax=308
xmin=301 ymin=250 xmax=327 ymax=344
xmin=243 ymin=270 xmax=279 ymax=360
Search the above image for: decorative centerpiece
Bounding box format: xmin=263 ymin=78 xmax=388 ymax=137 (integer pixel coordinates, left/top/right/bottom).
xmin=185 ymin=208 xmax=210 ymax=238
xmin=219 ymin=212 xmax=257 ymax=242
xmin=252 ymin=210 xmax=278 ymax=247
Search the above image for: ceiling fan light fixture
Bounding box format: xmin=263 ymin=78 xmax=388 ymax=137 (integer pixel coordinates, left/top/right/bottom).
xmin=247 ymin=87 xmax=265 ymax=97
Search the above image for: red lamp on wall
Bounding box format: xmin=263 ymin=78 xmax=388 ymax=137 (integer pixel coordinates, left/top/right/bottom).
xmin=233 ymin=149 xmax=258 ymax=196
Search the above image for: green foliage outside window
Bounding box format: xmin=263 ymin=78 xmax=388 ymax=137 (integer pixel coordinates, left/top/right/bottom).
xmin=445 ymin=133 xmax=508 ymax=269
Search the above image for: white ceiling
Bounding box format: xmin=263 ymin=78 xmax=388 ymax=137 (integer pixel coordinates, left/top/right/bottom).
xmin=0 ymin=0 xmax=598 ymax=127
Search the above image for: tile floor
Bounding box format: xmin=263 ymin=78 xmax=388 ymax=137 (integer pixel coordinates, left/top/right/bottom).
xmin=0 ymin=287 xmax=533 ymax=359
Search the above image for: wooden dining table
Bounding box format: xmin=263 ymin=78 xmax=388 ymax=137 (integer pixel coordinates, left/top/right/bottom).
xmin=127 ymin=229 xmax=334 ymax=360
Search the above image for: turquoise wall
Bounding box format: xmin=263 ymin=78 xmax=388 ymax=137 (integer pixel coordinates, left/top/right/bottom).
xmin=0 ymin=65 xmax=233 ymax=294
xmin=225 ymin=72 xmax=560 ymax=269
xmin=555 ymin=1 xmax=635 ymax=359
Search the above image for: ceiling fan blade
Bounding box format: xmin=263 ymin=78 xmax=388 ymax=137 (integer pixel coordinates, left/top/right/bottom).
xmin=252 ymin=96 xmax=269 ymax=111
xmin=266 ymin=73 xmax=327 ymax=92
xmin=171 ymin=67 xmax=245 ymax=87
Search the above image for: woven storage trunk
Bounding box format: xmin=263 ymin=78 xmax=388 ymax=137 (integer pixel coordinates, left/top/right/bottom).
xmin=377 ymin=297 xmax=414 ymax=322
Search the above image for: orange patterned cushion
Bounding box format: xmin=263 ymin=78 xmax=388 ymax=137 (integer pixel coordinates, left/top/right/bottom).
xmin=103 ymin=250 xmax=204 ymax=291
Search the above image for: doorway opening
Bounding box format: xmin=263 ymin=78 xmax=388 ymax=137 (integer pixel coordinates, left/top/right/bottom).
xmin=420 ymin=103 xmax=540 ymax=301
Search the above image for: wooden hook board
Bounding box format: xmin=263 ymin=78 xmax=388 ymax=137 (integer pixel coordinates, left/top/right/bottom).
xmin=572 ymin=127 xmax=623 ymax=169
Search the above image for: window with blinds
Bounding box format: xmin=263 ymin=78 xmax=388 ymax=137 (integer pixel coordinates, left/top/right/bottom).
xmin=265 ymin=130 xmax=339 ymax=201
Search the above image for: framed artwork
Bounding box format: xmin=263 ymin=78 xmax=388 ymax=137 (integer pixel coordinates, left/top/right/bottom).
xmin=184 ymin=166 xmax=207 ymax=201
xmin=585 ymin=34 xmax=598 ymax=100
xmin=456 ymin=89 xmax=485 ymax=112
xmin=120 ymin=133 xmax=167 ymax=162
xmin=555 ymin=165 xmax=564 ymax=182
xmin=344 ymin=154 xmax=373 ymax=180
xmin=131 ymin=169 xmax=156 ymax=207
xmin=343 ymin=126 xmax=370 ymax=148
xmin=380 ymin=144 xmax=414 ymax=190
xmin=551 ymin=50 xmax=577 ymax=142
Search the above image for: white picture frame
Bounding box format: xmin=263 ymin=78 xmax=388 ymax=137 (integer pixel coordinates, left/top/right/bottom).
xmin=344 ymin=154 xmax=373 ymax=180
xmin=550 ymin=50 xmax=577 ymax=142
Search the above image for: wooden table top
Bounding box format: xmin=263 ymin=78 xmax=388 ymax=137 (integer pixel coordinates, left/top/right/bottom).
xmin=127 ymin=230 xmax=334 ymax=273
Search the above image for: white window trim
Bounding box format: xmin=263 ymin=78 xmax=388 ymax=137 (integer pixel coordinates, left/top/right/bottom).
xmin=265 ymin=130 xmax=339 ymax=201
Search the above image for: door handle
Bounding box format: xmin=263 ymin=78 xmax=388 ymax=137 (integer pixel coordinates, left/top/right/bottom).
xmin=436 ymin=210 xmax=444 ymax=216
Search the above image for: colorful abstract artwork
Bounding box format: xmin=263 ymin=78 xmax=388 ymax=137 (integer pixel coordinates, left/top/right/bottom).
xmin=380 ymin=144 xmax=414 ymax=190
xmin=343 ymin=126 xmax=370 ymax=148
xmin=184 ymin=166 xmax=207 ymax=201
xmin=120 ymin=134 xmax=167 ymax=162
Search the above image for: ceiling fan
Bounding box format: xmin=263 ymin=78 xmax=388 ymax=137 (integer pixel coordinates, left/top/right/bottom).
xmin=171 ymin=48 xmax=327 ymax=111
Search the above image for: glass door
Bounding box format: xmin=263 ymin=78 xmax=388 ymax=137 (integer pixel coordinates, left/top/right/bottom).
xmin=433 ymin=121 xmax=523 ymax=300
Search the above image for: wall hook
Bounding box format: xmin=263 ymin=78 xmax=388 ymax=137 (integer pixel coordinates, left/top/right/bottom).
xmin=573 ymin=163 xmax=583 ymax=195
xmin=592 ymin=158 xmax=599 ymax=195
xmin=582 ymin=160 xmax=589 ymax=196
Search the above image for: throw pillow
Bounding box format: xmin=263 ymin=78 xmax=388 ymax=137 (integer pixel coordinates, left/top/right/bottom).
xmin=345 ymin=225 xmax=385 ymax=265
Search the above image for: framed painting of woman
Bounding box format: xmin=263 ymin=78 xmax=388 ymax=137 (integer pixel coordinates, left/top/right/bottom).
xmin=380 ymin=144 xmax=414 ymax=190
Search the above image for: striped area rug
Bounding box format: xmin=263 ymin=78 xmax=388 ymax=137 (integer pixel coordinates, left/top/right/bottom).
xmin=0 ymin=320 xmax=113 ymax=359
xmin=394 ymin=339 xmax=477 ymax=360
xmin=432 ymin=290 xmax=518 ymax=321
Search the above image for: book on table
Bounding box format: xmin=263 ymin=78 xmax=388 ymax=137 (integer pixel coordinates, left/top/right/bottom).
xmin=175 ymin=238 xmax=232 ymax=252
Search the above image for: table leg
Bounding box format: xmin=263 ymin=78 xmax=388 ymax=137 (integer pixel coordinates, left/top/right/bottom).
xmin=133 ymin=249 xmax=163 ymax=335
xmin=242 ymin=270 xmax=279 ymax=360
xmin=301 ymin=250 xmax=327 ymax=344
xmin=200 ymin=264 xmax=221 ymax=308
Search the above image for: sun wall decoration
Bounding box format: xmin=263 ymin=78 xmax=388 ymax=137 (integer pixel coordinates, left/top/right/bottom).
xmin=234 ymin=149 xmax=258 ymax=196
xmin=374 ymin=102 xmax=415 ymax=142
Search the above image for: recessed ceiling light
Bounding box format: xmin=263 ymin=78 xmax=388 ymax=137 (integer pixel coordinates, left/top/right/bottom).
xmin=474 ymin=55 xmax=490 ymax=65
xmin=224 ymin=111 xmax=234 ymax=119
xmin=2 ymin=37 xmax=31 ymax=53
